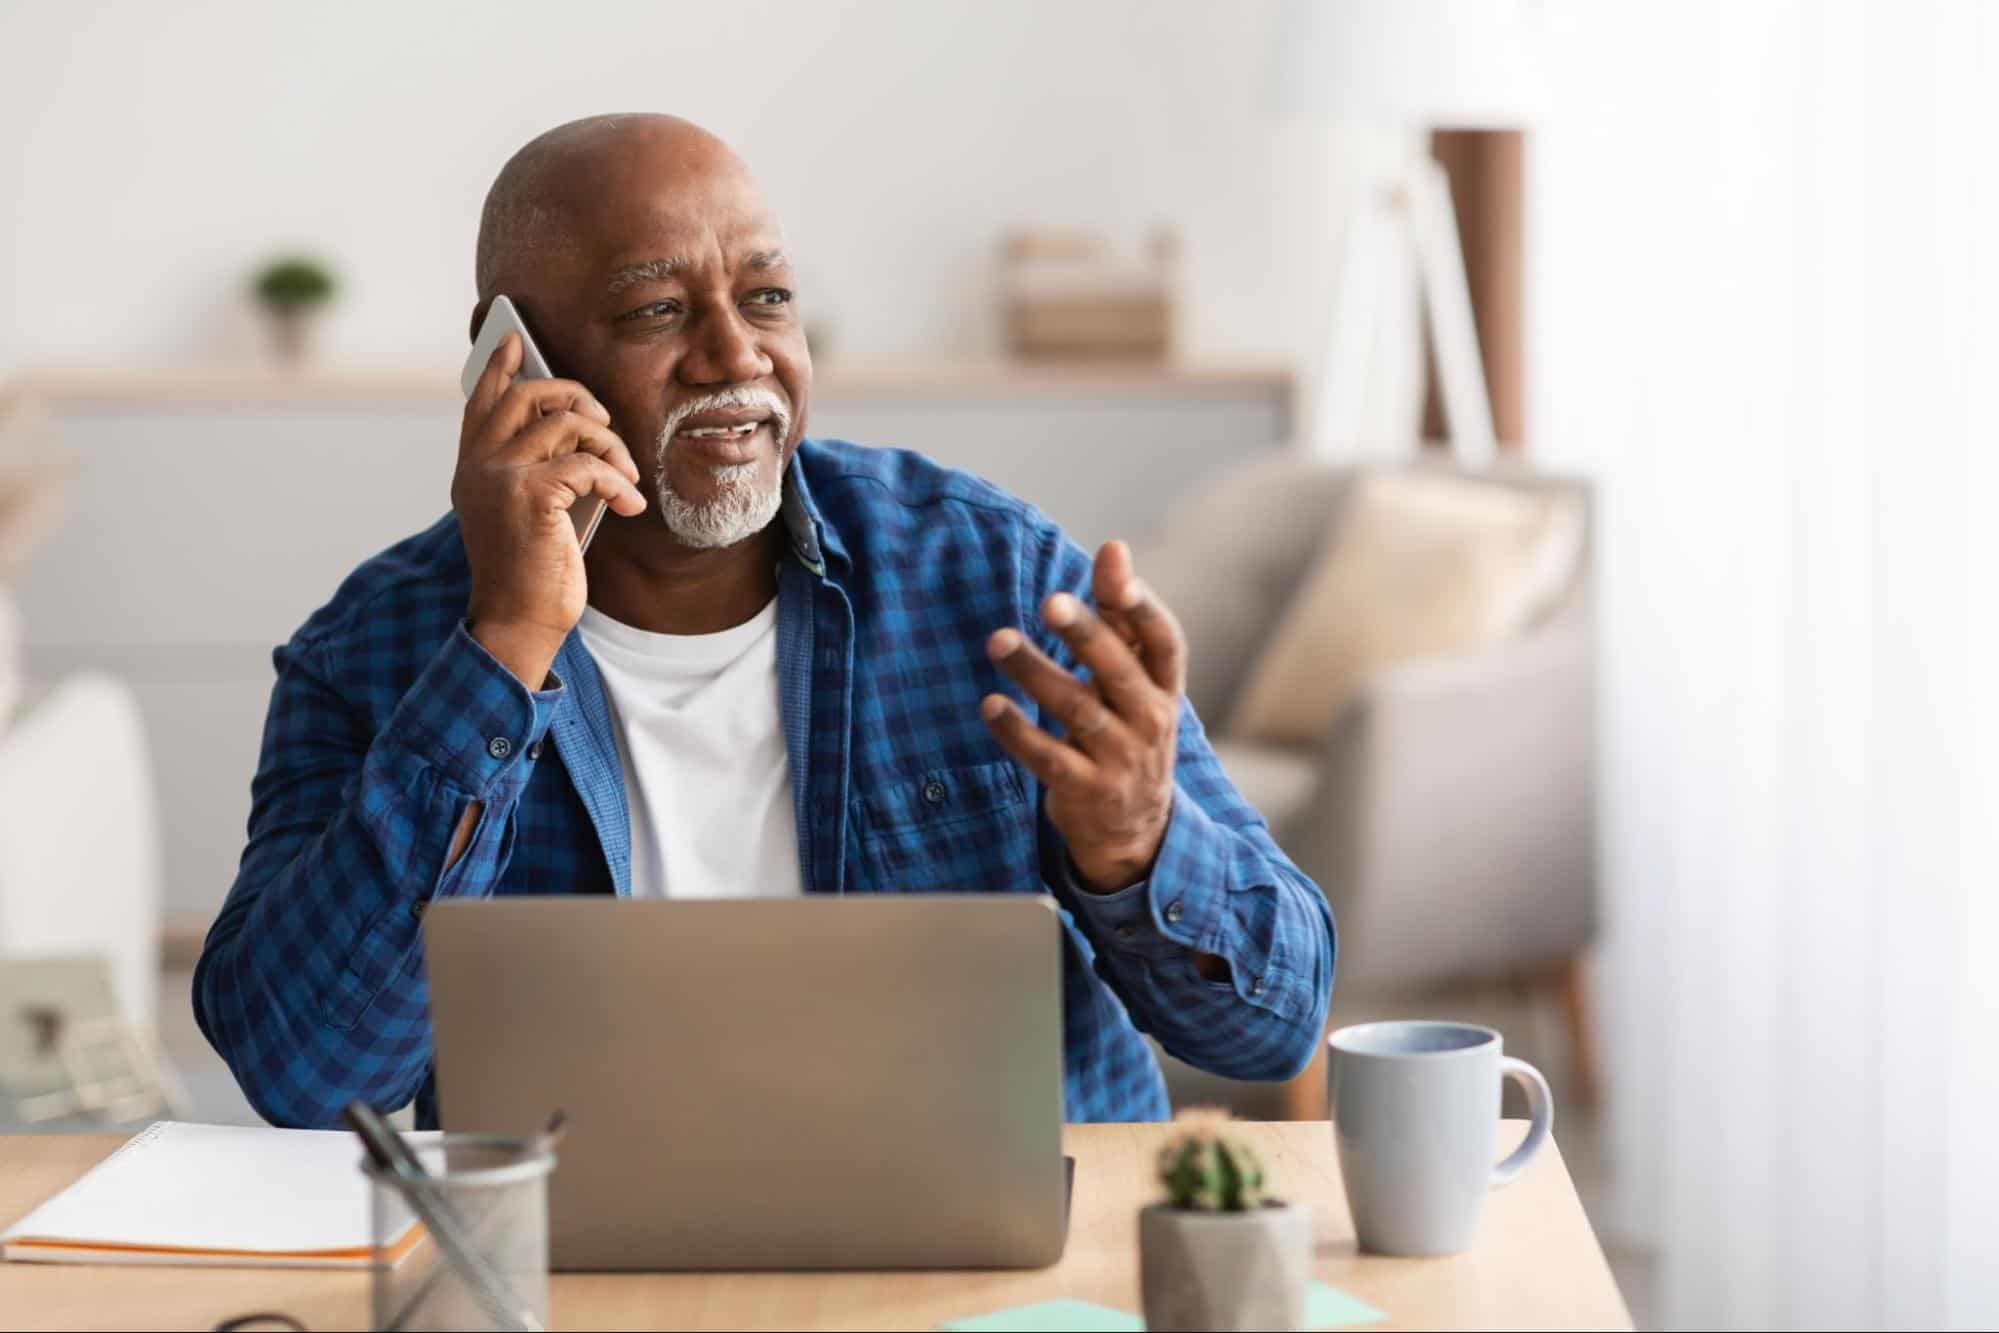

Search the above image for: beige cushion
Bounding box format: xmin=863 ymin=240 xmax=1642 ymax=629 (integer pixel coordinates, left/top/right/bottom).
xmin=1132 ymin=455 xmax=1351 ymax=722
xmin=1226 ymin=470 xmax=1584 ymax=746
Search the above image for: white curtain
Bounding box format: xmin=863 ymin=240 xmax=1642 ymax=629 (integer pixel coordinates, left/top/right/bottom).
xmin=1529 ymin=2 xmax=1999 ymax=1328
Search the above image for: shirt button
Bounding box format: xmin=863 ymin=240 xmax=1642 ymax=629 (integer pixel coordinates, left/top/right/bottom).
xmin=1251 ymin=975 xmax=1267 ymax=997
xmin=528 ymin=739 xmax=545 ymax=761
xmin=922 ymin=780 xmax=947 ymax=805
xmin=487 ymin=736 xmax=512 ymax=760
xmin=1114 ymin=923 xmax=1136 ymax=942
xmin=1164 ymin=900 xmax=1184 ymax=924
xmin=410 ymin=899 xmax=428 ymax=920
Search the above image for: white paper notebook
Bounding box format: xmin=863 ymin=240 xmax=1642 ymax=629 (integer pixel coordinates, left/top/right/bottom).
xmin=2 ymin=1120 xmax=430 ymax=1269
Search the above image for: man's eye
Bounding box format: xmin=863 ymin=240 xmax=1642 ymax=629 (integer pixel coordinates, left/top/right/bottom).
xmin=618 ymin=300 xmax=681 ymax=322
xmin=746 ymin=288 xmax=792 ymax=307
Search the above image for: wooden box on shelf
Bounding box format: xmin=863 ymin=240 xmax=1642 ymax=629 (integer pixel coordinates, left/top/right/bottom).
xmin=1001 ymin=227 xmax=1177 ymax=363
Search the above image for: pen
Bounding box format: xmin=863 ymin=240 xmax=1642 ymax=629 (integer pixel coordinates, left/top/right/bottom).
xmin=375 ymin=1110 xmax=566 ymax=1333
xmin=344 ymin=1102 xmax=546 ymax=1333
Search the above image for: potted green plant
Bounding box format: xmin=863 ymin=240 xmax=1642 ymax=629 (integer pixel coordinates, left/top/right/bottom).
xmin=250 ymin=255 xmax=337 ymax=365
xmin=1140 ymin=1110 xmax=1312 ymax=1332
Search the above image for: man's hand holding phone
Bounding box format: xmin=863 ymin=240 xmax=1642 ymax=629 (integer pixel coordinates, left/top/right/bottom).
xmin=453 ymin=331 xmax=648 ymax=689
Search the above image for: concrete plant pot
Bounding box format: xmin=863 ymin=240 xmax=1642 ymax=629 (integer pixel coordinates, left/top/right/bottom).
xmin=1139 ymin=1201 xmax=1312 ymax=1332
xmin=262 ymin=307 xmax=323 ymax=367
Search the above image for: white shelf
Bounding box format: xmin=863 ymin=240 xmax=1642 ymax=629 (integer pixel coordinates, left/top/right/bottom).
xmin=0 ymin=361 xmax=1292 ymax=411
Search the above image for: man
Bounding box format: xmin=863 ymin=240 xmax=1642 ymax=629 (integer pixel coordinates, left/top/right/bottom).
xmin=195 ymin=114 xmax=1334 ymax=1129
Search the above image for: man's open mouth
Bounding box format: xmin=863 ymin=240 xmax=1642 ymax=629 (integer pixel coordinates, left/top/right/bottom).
xmin=677 ymin=422 xmax=762 ymax=440
xmin=667 ymin=410 xmax=775 ymax=467
xmin=657 ymin=387 xmax=791 ymax=474
xmin=672 ymin=405 xmax=771 ymax=439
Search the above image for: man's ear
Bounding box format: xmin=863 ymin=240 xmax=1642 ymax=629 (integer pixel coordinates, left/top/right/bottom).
xmin=468 ymin=300 xmax=491 ymax=345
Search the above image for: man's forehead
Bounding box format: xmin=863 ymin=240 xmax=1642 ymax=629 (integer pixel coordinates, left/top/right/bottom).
xmin=478 ymin=114 xmax=784 ymax=302
xmin=567 ymin=163 xmax=784 ymax=262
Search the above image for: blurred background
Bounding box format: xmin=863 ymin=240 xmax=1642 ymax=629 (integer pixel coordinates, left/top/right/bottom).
xmin=2 ymin=2 xmax=1996 ymax=1328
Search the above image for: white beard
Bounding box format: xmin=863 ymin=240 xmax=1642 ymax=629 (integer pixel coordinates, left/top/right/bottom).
xmin=654 ymin=459 xmax=784 ymax=549
xmin=651 ymin=386 xmax=791 ymax=549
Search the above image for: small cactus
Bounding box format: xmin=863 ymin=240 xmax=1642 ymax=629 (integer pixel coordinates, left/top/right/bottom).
xmin=1157 ymin=1109 xmax=1270 ymax=1211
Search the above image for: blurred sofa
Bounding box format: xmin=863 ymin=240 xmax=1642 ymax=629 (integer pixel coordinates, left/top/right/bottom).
xmin=0 ymin=671 xmax=187 ymax=1126
xmin=1133 ymin=451 xmax=1597 ymax=1116
xmin=0 ymin=673 xmax=164 ymax=1033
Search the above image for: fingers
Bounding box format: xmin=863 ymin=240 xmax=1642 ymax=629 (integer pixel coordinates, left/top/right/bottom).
xmin=1040 ymin=590 xmax=1174 ymax=738
xmin=979 ymin=693 xmax=1097 ymax=789
xmin=531 ymin=454 xmax=648 ymax=519
xmin=465 ymin=332 xmax=521 ymax=424
xmin=474 ymin=376 xmax=614 ymax=452
xmin=497 ymin=409 xmax=640 ymax=484
xmin=986 ymin=626 xmax=1135 ymax=760
xmin=1091 ymin=538 xmax=1138 ymax=615
xmin=1101 ymin=576 xmax=1187 ymax=697
xmin=1091 ymin=540 xmax=1188 ymax=697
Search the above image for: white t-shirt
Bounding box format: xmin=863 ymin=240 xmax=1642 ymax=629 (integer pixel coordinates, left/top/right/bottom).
xmin=574 ymin=599 xmax=804 ymax=900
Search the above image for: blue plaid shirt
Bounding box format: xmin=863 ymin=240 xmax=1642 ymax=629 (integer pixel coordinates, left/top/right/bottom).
xmin=195 ymin=438 xmax=1336 ymax=1129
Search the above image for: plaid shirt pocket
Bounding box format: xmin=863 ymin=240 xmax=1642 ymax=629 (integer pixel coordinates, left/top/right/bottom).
xmin=852 ymin=760 xmax=1036 ymax=893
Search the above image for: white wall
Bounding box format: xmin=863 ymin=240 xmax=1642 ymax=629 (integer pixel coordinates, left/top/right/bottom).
xmin=0 ymin=0 xmax=1398 ymax=383
xmin=1530 ymin=2 xmax=1999 ymax=1327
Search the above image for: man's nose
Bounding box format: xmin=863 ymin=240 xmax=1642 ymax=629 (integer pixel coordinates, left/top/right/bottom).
xmin=680 ymin=306 xmax=772 ymax=385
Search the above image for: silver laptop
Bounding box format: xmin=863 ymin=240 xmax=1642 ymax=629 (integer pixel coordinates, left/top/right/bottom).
xmin=424 ymin=895 xmax=1069 ymax=1271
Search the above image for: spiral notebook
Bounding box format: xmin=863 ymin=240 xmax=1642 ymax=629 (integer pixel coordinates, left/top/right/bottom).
xmin=1 ymin=1120 xmax=429 ymax=1269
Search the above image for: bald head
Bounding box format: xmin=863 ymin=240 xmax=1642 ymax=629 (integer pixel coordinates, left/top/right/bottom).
xmin=474 ymin=114 xmax=750 ymax=301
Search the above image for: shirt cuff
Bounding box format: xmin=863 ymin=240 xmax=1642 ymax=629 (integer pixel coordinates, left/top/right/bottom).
xmin=1061 ymin=787 xmax=1228 ymax=956
xmin=386 ymin=621 xmax=564 ymax=797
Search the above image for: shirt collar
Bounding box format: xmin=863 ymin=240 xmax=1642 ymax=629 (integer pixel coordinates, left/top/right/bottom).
xmin=778 ymin=440 xmax=848 ymax=575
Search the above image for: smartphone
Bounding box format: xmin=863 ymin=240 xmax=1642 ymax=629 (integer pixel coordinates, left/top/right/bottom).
xmin=461 ymin=294 xmax=610 ymax=554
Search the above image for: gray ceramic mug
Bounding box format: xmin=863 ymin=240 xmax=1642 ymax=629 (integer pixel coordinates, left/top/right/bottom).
xmin=1327 ymin=1021 xmax=1553 ymax=1255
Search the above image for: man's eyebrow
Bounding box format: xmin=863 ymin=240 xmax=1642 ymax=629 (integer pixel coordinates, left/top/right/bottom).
xmin=606 ymin=257 xmax=685 ymax=295
xmin=745 ymin=249 xmax=789 ymax=271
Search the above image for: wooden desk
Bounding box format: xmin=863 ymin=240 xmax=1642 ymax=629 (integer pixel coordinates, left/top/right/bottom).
xmin=0 ymin=1121 xmax=1629 ymax=1331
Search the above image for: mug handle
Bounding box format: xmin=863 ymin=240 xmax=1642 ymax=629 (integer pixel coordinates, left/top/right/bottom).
xmin=1491 ymin=1056 xmax=1555 ymax=1188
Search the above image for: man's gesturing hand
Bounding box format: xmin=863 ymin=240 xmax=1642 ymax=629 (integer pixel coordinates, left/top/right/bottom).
xmin=453 ymin=332 xmax=648 ymax=687
xmin=980 ymin=540 xmax=1188 ymax=894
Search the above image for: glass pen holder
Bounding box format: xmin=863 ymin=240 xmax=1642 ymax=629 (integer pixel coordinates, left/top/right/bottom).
xmin=364 ymin=1134 xmax=555 ymax=1333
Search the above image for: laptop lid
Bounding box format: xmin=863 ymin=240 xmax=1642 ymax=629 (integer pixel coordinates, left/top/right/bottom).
xmin=424 ymin=895 xmax=1067 ymax=1270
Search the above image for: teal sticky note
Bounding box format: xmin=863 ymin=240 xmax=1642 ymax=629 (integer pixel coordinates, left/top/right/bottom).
xmin=1307 ymin=1280 xmax=1388 ymax=1327
xmin=939 ymin=1283 xmax=1383 ymax=1332
xmin=941 ymin=1299 xmax=1145 ymax=1333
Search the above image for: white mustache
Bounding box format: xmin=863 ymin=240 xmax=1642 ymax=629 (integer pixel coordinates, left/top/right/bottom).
xmin=656 ymin=386 xmax=792 ymax=458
